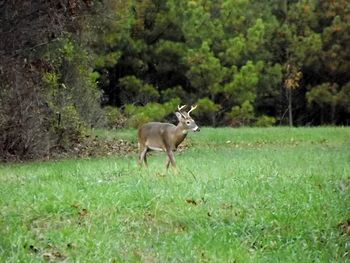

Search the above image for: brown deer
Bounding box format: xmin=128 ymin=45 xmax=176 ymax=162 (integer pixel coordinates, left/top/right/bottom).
xmin=138 ymin=105 xmax=200 ymax=170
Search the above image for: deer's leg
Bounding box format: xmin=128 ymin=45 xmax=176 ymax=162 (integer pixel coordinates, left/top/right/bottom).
xmin=139 ymin=147 xmax=148 ymax=167
xmin=166 ymin=151 xmax=178 ymax=174
xmin=143 ymin=150 xmax=148 ymax=166
xmin=166 ymin=156 xmax=171 ymax=169
xmin=166 ymin=150 xmax=176 ymax=169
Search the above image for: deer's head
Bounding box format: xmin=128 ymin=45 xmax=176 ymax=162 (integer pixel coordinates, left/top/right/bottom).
xmin=175 ymin=105 xmax=200 ymax=132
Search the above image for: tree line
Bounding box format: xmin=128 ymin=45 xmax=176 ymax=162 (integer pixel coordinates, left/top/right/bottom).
xmin=1 ymin=0 xmax=349 ymax=160
xmin=96 ymin=0 xmax=350 ymax=128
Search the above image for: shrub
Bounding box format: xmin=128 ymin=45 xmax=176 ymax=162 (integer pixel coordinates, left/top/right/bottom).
xmin=119 ymin=75 xmax=160 ymax=104
xmin=50 ymin=105 xmax=87 ymax=150
xmin=194 ymin=97 xmax=220 ymax=116
xmin=255 ymin=115 xmax=276 ymax=127
xmin=161 ymin=86 xmax=186 ymax=102
xmin=0 ymin=67 xmax=50 ymax=160
xmin=192 ymin=97 xmax=221 ymax=125
xmin=226 ymin=101 xmax=255 ymax=126
xmin=124 ymin=98 xmax=180 ymax=128
xmin=104 ymin=106 xmax=127 ymax=128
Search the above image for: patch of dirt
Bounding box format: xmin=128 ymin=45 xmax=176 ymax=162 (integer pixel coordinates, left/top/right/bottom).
xmin=185 ymin=197 xmax=206 ymax=206
xmin=338 ymin=219 xmax=350 ymax=235
xmin=186 ymin=199 xmax=198 ymax=205
xmin=50 ymin=138 xmax=138 ymax=159
xmin=25 ymin=243 xmax=66 ymax=262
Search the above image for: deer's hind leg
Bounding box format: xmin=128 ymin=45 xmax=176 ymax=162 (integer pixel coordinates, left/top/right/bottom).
xmin=138 ymin=145 xmax=148 ymax=167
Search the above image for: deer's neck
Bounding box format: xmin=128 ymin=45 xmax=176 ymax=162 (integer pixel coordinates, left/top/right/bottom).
xmin=174 ymin=123 xmax=187 ymax=147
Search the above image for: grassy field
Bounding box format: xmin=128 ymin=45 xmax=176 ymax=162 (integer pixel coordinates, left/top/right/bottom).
xmin=1 ymin=127 xmax=350 ymax=262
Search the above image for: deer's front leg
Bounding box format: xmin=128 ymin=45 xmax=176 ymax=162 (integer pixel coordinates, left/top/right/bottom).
xmin=166 ymin=151 xmax=178 ymax=175
xmin=166 ymin=150 xmax=176 ymax=169
xmin=165 ymin=155 xmax=172 ymax=169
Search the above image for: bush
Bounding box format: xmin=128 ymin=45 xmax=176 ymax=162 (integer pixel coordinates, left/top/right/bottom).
xmin=119 ymin=75 xmax=160 ymax=104
xmin=50 ymin=40 xmax=106 ymax=128
xmin=161 ymin=86 xmax=186 ymax=102
xmin=191 ymin=97 xmax=221 ymax=125
xmin=255 ymin=115 xmax=276 ymax=127
xmin=0 ymin=37 xmax=107 ymax=161
xmin=226 ymin=101 xmax=255 ymax=126
xmin=124 ymin=98 xmax=180 ymax=128
xmin=194 ymin=97 xmax=220 ymax=115
xmin=0 ymin=67 xmax=51 ymax=160
xmin=104 ymin=106 xmax=127 ymax=128
xmin=47 ymin=106 xmax=85 ymax=153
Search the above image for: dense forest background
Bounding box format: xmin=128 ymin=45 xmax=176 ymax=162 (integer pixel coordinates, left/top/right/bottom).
xmin=1 ymin=0 xmax=350 ymax=160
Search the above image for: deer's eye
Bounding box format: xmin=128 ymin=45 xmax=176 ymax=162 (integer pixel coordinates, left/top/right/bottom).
xmin=186 ymin=120 xmax=191 ymax=125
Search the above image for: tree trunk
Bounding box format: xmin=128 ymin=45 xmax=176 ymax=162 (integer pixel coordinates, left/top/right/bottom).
xmin=287 ymin=88 xmax=293 ymax=127
xmin=331 ymin=103 xmax=336 ymax=125
xmin=210 ymin=93 xmax=216 ymax=126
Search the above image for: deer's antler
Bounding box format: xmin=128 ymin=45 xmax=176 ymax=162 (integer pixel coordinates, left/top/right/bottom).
xmin=177 ymin=105 xmax=188 ymax=117
xmin=177 ymin=105 xmax=187 ymax=112
xmin=187 ymin=105 xmax=197 ymax=117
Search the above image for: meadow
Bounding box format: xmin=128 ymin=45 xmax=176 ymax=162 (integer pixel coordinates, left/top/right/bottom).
xmin=0 ymin=127 xmax=349 ymax=262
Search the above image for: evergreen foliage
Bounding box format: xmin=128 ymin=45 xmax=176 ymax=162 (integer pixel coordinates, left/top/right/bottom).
xmin=1 ymin=0 xmax=350 ymax=160
xmin=95 ymin=0 xmax=350 ymax=127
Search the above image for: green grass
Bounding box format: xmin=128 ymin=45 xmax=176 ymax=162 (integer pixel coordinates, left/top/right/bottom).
xmin=1 ymin=127 xmax=350 ymax=262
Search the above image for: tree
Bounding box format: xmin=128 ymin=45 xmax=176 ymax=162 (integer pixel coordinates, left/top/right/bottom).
xmin=94 ymin=0 xmax=350 ymax=126
xmin=284 ymin=63 xmax=302 ymax=126
xmin=0 ymin=0 xmax=100 ymax=160
xmin=306 ymin=83 xmax=339 ymax=124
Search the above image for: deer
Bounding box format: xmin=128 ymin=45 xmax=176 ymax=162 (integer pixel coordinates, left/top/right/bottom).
xmin=138 ymin=105 xmax=200 ymax=170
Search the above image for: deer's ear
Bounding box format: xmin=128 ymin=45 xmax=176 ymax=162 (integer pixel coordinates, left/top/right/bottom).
xmin=175 ymin=112 xmax=183 ymax=121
